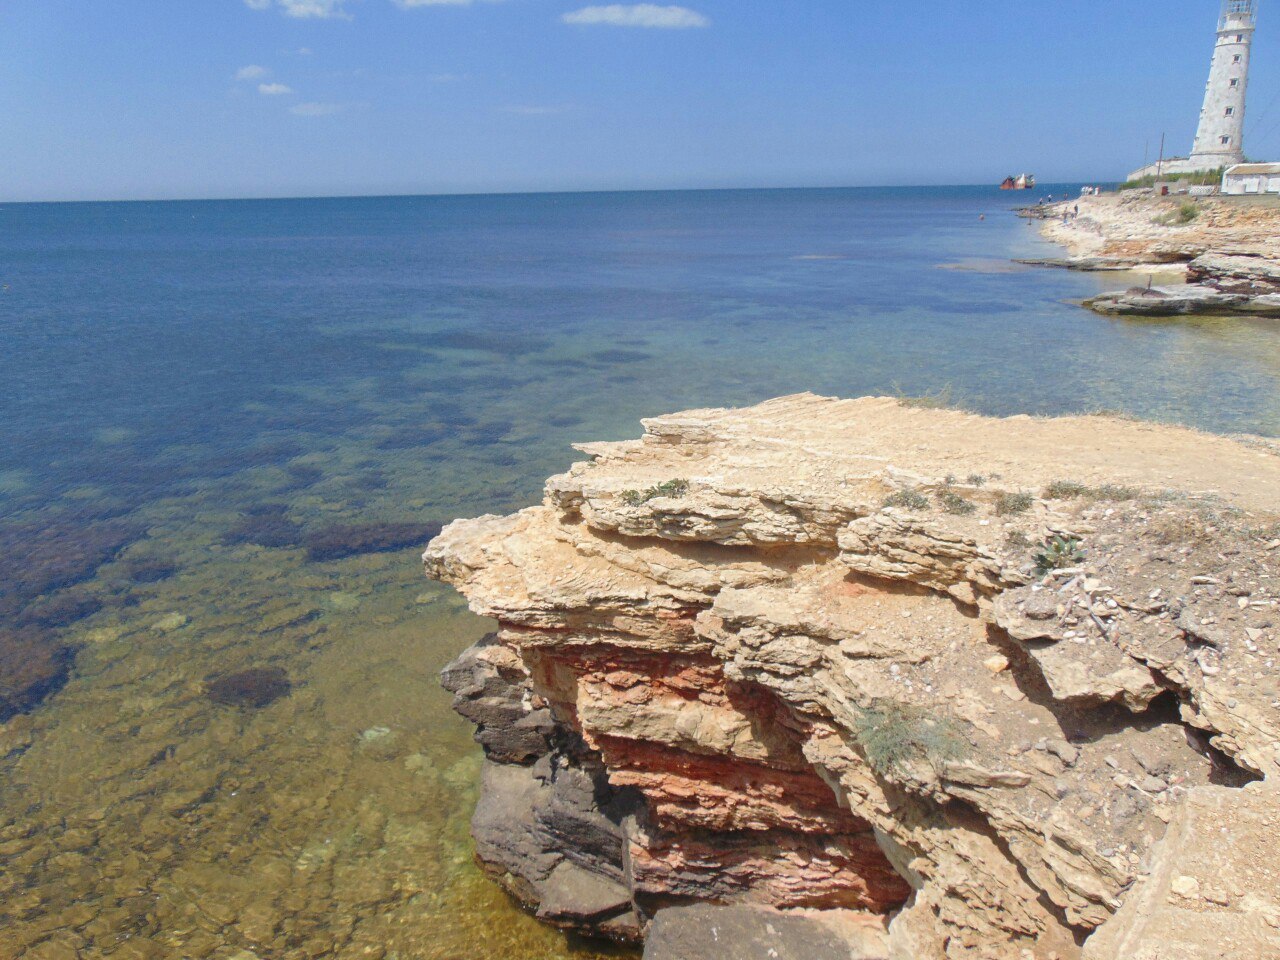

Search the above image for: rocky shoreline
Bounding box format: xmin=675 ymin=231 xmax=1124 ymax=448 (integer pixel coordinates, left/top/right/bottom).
xmin=1028 ymin=192 xmax=1280 ymax=317
xmin=426 ymin=394 xmax=1280 ymax=960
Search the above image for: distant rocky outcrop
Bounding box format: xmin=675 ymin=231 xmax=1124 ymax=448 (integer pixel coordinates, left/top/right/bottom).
xmin=1035 ymin=192 xmax=1280 ymax=267
xmin=426 ymin=394 xmax=1280 ymax=959
xmin=1085 ymin=253 xmax=1280 ymax=317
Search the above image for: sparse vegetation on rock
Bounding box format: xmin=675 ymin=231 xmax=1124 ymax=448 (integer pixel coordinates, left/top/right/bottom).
xmin=852 ymin=702 xmax=966 ymax=777
xmin=619 ymin=478 xmax=690 ymax=506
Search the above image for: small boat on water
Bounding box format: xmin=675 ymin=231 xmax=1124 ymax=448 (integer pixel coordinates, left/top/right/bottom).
xmin=1000 ymin=174 xmax=1036 ymax=191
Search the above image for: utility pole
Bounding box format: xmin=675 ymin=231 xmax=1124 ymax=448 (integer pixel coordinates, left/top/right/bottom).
xmin=1157 ymin=132 xmax=1166 ymax=178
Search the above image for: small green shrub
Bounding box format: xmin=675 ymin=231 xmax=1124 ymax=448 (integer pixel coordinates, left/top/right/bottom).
xmin=620 ymin=478 xmax=689 ymax=506
xmin=966 ymin=474 xmax=987 ymax=487
xmin=1043 ymin=480 xmax=1089 ymax=499
xmin=1154 ymin=201 xmax=1199 ymax=226
xmin=853 ymin=703 xmax=966 ymax=777
xmin=995 ymin=492 xmax=1035 ymax=516
xmin=1006 ymin=530 xmax=1033 ymax=548
xmin=1043 ymin=480 xmax=1140 ymax=502
xmin=1118 ymin=169 xmax=1223 ymax=191
xmin=938 ymin=489 xmax=977 ymax=516
xmin=1034 ymin=535 xmax=1086 ymax=574
xmin=884 ymin=488 xmax=930 ymax=511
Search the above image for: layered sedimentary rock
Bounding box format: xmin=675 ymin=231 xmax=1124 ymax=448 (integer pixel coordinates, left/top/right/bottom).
xmin=427 ymin=394 xmax=1280 ymax=959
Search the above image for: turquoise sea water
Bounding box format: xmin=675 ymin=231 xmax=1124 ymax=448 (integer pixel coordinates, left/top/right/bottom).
xmin=1 ymin=187 xmax=1278 ymax=960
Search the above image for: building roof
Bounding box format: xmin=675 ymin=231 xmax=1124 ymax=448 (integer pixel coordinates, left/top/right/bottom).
xmin=1225 ymin=163 xmax=1280 ymax=175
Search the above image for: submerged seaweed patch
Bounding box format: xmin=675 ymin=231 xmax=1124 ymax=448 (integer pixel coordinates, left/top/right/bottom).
xmin=284 ymin=463 xmax=325 ymax=488
xmin=301 ymin=522 xmax=444 ymax=563
xmin=0 ymin=627 xmax=77 ymax=722
xmin=462 ymin=421 xmax=515 ymax=446
xmin=377 ymin=424 xmax=452 ymax=450
xmin=103 ymin=553 xmax=181 ymax=587
xmin=0 ymin=518 xmax=141 ymax=615
xmin=432 ymin=329 xmax=550 ymax=356
xmin=205 ymin=667 xmax=292 ymax=709
xmin=18 ymin=591 xmax=105 ymax=630
xmin=222 ymin=504 xmax=304 ymax=550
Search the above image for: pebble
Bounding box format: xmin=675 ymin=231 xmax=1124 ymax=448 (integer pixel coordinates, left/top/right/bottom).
xmin=150 ymin=613 xmax=189 ymax=632
xmin=983 ymin=655 xmax=1010 ymax=674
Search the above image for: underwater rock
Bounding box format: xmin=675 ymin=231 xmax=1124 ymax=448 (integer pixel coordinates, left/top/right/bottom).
xmin=205 ymin=667 xmax=292 ymax=709
xmin=0 ymin=628 xmax=77 ymax=722
xmin=302 ymin=521 xmax=442 ymax=563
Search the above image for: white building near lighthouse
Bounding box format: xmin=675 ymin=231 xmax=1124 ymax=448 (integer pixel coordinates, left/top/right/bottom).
xmin=1128 ymin=0 xmax=1257 ymax=181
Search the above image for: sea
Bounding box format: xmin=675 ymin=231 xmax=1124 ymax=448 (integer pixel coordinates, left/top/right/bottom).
xmin=1 ymin=186 xmax=1278 ymax=960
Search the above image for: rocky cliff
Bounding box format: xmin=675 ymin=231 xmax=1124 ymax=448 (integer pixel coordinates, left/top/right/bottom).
xmin=425 ymin=394 xmax=1280 ymax=959
xmin=1031 ymin=192 xmax=1280 ymax=267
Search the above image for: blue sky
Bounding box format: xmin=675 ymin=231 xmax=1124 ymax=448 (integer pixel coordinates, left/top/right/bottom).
xmin=4 ymin=0 xmax=1280 ymax=200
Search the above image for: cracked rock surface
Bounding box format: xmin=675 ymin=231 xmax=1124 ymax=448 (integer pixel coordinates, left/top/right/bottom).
xmin=426 ymin=394 xmax=1280 ymax=959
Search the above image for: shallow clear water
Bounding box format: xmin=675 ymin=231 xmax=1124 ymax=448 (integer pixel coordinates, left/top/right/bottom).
xmin=0 ymin=187 xmax=1277 ymax=960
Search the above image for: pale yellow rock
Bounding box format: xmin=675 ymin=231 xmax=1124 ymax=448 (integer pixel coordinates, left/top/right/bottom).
xmin=983 ymin=656 xmax=1010 ymax=674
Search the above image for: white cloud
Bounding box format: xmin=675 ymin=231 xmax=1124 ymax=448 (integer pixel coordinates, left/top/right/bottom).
xmin=236 ymin=65 xmax=270 ymax=81
xmin=392 ymin=0 xmax=477 ymax=6
xmin=244 ymin=0 xmax=351 ymax=19
xmin=259 ymin=82 xmax=295 ymax=95
xmin=561 ymin=4 xmax=709 ymax=28
xmin=428 ymin=72 xmax=467 ymax=83
xmin=291 ymin=101 xmax=344 ymax=116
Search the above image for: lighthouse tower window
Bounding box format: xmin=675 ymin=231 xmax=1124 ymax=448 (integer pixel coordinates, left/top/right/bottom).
xmin=1222 ymin=135 xmax=1233 ymax=144
xmin=1234 ymin=54 xmax=1243 ymax=62
xmin=1226 ymin=106 xmax=1236 ymax=116
xmin=1231 ymin=78 xmax=1241 ymax=86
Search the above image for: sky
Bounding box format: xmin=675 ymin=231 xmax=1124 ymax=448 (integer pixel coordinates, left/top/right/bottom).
xmin=4 ymin=0 xmax=1280 ymax=201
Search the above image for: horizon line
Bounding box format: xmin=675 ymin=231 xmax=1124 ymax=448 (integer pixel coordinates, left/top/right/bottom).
xmin=0 ymin=180 xmax=1112 ymax=207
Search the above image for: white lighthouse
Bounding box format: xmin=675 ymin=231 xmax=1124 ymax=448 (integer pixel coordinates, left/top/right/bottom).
xmin=1128 ymin=1 xmax=1258 ymax=180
